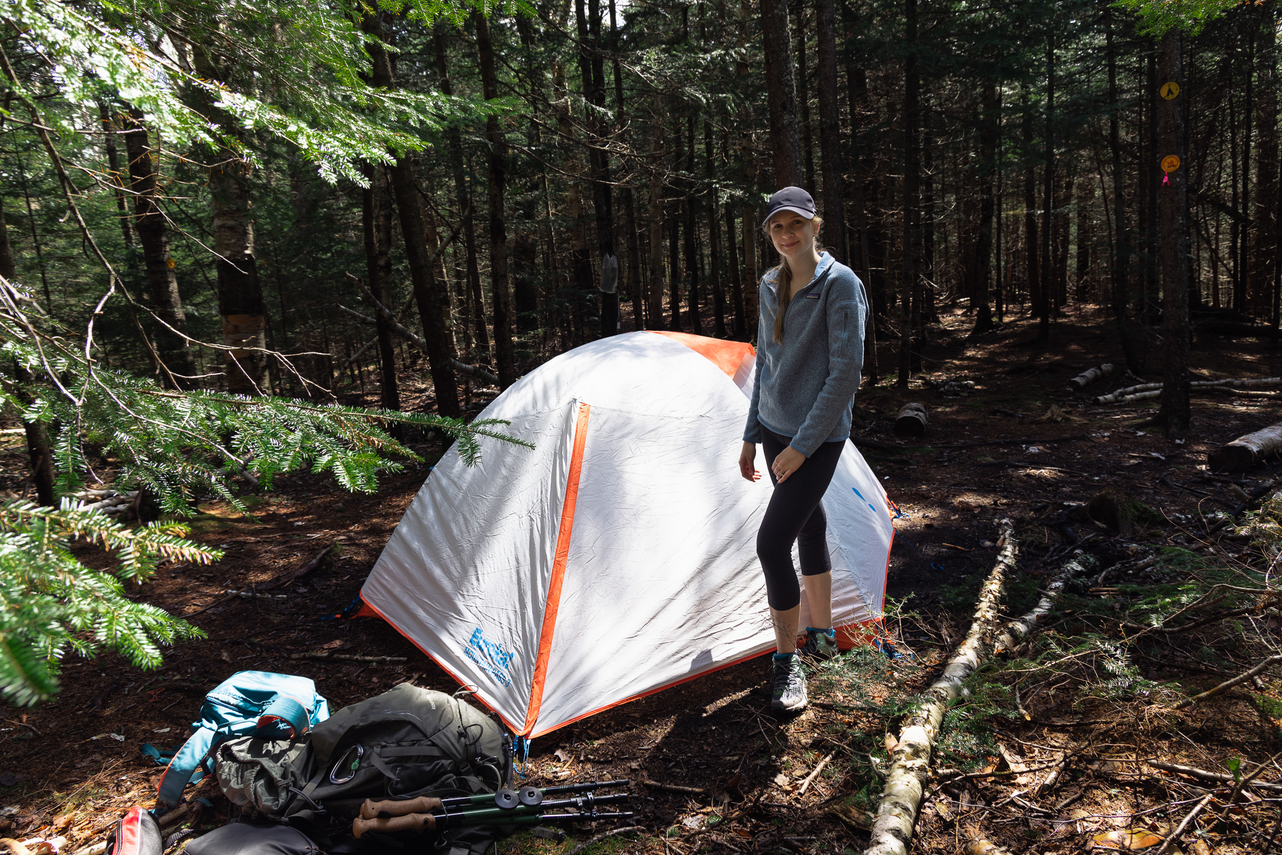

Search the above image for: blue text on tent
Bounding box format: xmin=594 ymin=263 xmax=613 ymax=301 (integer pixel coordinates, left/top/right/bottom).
xmin=465 ymin=627 xmax=514 ymax=687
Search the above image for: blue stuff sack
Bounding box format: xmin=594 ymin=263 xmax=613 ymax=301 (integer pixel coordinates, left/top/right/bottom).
xmin=155 ymin=671 xmax=329 ymax=810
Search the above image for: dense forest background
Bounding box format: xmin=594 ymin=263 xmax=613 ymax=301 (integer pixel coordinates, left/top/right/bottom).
xmin=1 ymin=0 xmax=1280 ymax=703
xmin=4 ymin=0 xmax=1278 ymax=411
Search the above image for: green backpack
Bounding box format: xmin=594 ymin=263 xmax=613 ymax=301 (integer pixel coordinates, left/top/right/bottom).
xmin=216 ymin=683 xmax=505 ymax=823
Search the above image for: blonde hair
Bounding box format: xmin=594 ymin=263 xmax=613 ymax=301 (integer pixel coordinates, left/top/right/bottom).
xmin=764 ymin=213 xmax=823 ymax=343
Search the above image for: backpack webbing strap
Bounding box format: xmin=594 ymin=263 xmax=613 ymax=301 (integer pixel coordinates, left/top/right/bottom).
xmin=155 ymin=727 xmax=215 ymax=808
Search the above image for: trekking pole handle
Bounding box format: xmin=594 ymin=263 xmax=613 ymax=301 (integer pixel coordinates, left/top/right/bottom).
xmin=352 ymin=813 xmax=437 ymax=838
xmin=359 ymin=797 xmax=444 ymax=820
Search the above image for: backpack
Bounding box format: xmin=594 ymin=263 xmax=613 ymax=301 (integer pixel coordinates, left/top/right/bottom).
xmin=157 ymin=671 xmax=330 ymax=810
xmin=215 ymin=683 xmax=505 ymax=820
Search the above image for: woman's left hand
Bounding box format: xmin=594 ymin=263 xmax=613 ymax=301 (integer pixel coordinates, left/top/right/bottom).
xmin=772 ymin=446 xmax=806 ymax=483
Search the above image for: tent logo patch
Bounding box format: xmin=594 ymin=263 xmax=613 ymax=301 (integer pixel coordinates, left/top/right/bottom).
xmin=465 ymin=627 xmax=514 ymax=687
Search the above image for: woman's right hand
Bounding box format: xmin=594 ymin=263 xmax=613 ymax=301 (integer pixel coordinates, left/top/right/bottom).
xmin=739 ymin=442 xmax=761 ymax=482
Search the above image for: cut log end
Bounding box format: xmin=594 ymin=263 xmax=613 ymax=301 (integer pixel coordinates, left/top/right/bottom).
xmin=895 ymin=403 xmax=928 ymax=437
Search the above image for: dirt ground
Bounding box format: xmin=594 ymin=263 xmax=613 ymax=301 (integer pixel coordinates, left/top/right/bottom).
xmin=2 ymin=305 xmax=1281 ymax=855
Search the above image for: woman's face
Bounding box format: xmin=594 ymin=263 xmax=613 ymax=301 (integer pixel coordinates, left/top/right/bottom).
xmin=766 ymin=212 xmax=818 ymax=261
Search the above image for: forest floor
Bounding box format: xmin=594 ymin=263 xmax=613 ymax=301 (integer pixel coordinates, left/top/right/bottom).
xmin=2 ymin=304 xmax=1282 ymax=855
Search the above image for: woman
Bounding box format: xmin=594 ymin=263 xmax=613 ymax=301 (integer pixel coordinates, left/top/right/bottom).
xmin=738 ymin=186 xmax=867 ymax=713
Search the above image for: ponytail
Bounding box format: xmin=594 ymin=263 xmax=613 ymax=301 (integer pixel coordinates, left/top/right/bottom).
xmin=763 ymin=214 xmax=823 ymax=343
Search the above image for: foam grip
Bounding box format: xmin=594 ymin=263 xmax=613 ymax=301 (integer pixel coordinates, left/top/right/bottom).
xmin=359 ymin=797 xmax=444 ymax=820
xmin=352 ymin=813 xmax=437 ymax=839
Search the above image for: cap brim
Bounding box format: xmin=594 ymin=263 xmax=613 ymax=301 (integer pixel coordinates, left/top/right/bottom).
xmin=762 ymin=206 xmax=817 ymax=229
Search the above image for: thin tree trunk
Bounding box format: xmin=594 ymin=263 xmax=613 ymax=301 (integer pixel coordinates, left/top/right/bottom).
xmin=706 ymin=122 xmax=726 ymax=337
xmin=1157 ymin=28 xmax=1191 ymax=435
xmin=760 ymin=0 xmax=803 ymax=188
xmin=366 ymin=12 xmax=461 ymax=415
xmin=815 ymin=0 xmax=846 ymax=264
xmin=971 ymin=79 xmax=997 ymax=334
xmin=1037 ymin=36 xmax=1054 ymax=343
xmin=122 ymin=111 xmax=194 ymax=388
xmin=1022 ymin=87 xmax=1039 ymax=317
xmin=435 ymin=25 xmax=490 ymax=355
xmin=476 ymin=12 xmax=516 ymax=386
xmin=0 ymin=194 xmax=15 ymax=281
xmin=1106 ymin=7 xmax=1141 ymax=372
xmin=1251 ymin=4 xmax=1280 ymax=325
xmin=363 ymin=164 xmax=400 ymax=411
xmin=99 ymin=102 xmax=133 ymax=248
xmin=610 ymin=0 xmax=641 ymax=333
xmin=898 ymin=0 xmax=920 ymax=390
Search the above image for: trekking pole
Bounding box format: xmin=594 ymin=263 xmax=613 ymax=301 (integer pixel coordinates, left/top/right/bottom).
xmin=360 ymin=779 xmax=632 ymax=819
xmin=352 ymin=794 xmax=631 ymax=837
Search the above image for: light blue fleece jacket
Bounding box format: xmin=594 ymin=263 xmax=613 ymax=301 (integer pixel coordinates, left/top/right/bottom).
xmin=743 ymin=252 xmax=867 ymax=457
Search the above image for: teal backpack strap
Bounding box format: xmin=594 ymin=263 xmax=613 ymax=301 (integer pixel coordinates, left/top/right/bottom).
xmin=156 ymin=727 xmax=215 ymax=808
xmin=256 ymin=695 xmax=311 ymax=740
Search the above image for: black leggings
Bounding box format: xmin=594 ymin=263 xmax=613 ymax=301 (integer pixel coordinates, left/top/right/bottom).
xmin=758 ymin=429 xmax=845 ymax=611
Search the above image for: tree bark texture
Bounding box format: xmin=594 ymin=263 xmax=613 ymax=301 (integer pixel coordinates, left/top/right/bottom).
xmin=864 ymin=519 xmax=1018 ymax=855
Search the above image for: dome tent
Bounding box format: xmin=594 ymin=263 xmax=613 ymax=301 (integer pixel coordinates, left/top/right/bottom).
xmin=360 ymin=331 xmax=894 ymax=738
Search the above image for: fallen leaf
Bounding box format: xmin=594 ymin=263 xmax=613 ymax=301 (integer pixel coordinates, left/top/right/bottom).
xmin=1092 ymin=828 xmax=1164 ymax=850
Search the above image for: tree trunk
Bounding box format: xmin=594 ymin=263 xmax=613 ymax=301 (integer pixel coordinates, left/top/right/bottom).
xmin=1105 ymin=6 xmax=1141 ymax=372
xmin=363 ymin=164 xmax=399 ymax=411
xmin=647 ymin=105 xmax=666 ymax=330
xmin=1022 ymin=87 xmax=1039 ymax=317
xmin=123 ymin=111 xmax=195 ymax=389
xmin=759 ymin=0 xmax=803 ymax=188
xmin=610 ymin=0 xmax=642 ymax=334
xmin=434 ymin=24 xmax=491 ymax=356
xmin=98 ymin=102 xmax=133 ymax=248
xmin=971 ymin=78 xmax=997 ymax=334
xmin=898 ymin=0 xmax=920 ymax=390
xmin=706 ymin=122 xmax=726 ymax=337
xmin=1208 ymin=422 xmax=1282 ymax=473
xmin=476 ymin=12 xmax=516 ymax=387
xmin=366 ymin=13 xmax=461 ymax=415
xmin=1157 ymin=28 xmax=1191 ymax=436
xmin=1037 ymin=35 xmax=1054 ymax=344
xmin=815 ymin=0 xmax=846 ymax=264
xmin=0 ymin=194 xmax=15 ymax=281
xmin=1250 ymin=4 xmax=1280 ymax=326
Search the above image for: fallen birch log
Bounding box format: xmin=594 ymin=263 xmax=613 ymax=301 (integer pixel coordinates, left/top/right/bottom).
xmin=1067 ymin=363 xmax=1114 ymax=391
xmin=864 ymin=519 xmax=1018 ymax=855
xmin=1208 ymin=421 xmax=1282 ymax=473
xmin=1094 ymin=376 xmax=1282 ymax=405
xmin=994 ymin=551 xmax=1097 ymax=655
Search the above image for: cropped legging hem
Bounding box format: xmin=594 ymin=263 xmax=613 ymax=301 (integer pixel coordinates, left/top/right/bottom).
xmin=757 ymin=429 xmax=845 ymax=611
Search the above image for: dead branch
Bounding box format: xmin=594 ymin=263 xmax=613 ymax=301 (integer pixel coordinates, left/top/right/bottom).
xmin=1151 ymin=792 xmax=1214 ymax=855
xmin=1150 ymin=759 xmax=1282 ymax=791
xmin=798 ymin=752 xmax=834 ymax=797
xmin=182 ymin=545 xmax=333 ymax=617
xmin=863 ymin=519 xmax=1018 ymax=855
xmin=338 ymin=302 xmax=499 ymax=386
xmin=994 ymin=550 xmax=1097 ymax=654
xmin=1173 ymin=654 xmax=1282 ymax=710
xmin=1067 ymin=363 xmax=1115 ymax=391
xmin=288 ymin=652 xmax=407 ymax=663
xmin=641 ymin=780 xmax=706 ymax=795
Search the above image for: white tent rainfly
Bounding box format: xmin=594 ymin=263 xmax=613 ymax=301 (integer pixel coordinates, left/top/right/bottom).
xmin=361 ymin=331 xmax=895 ymax=737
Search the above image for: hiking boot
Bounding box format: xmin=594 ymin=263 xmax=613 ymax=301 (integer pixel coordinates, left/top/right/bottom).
xmin=770 ymin=654 xmax=808 ymax=712
xmin=798 ymin=627 xmax=839 ymax=663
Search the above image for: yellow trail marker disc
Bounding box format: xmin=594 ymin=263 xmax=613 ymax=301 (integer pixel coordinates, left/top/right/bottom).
xmin=1161 ymin=155 xmax=1181 ymax=173
xmin=1161 ymin=81 xmax=1180 ymax=100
